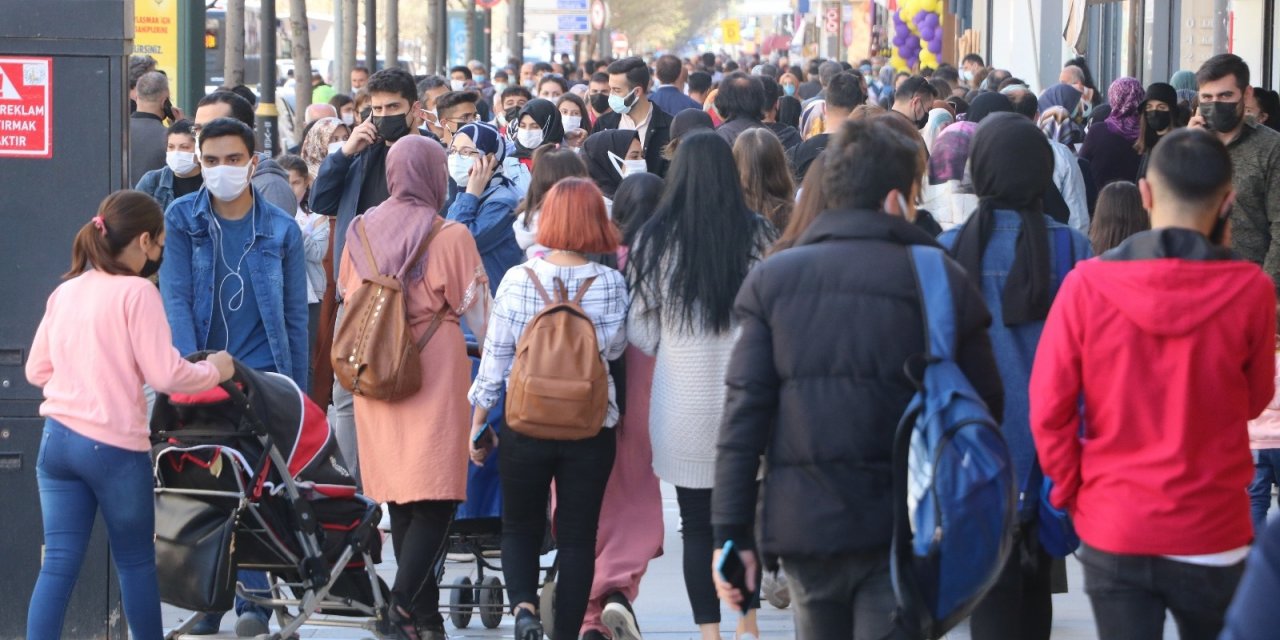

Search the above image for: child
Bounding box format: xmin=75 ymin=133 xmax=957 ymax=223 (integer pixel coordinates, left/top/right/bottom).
xmin=278 ymin=153 xmax=329 ymax=388
xmin=1249 ymin=343 xmax=1280 ymax=532
xmin=25 ymin=190 xmax=235 ymax=639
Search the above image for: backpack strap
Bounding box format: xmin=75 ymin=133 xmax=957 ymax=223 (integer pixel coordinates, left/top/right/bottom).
xmin=908 ymin=245 xmax=958 ymax=362
xmin=357 ymin=218 xmax=380 ymax=274
xmin=408 ymin=219 xmax=449 ymax=352
xmin=525 ymin=267 xmax=554 ymax=306
xmin=571 ymin=276 xmax=598 ymax=305
xmin=406 ymin=218 xmax=445 ymax=276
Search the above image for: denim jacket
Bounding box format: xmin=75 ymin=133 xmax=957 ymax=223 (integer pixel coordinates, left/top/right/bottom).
xmin=135 ymin=166 xmax=178 ymax=212
xmin=160 ymin=187 xmax=309 ymax=391
xmin=447 ymin=178 xmax=526 ymax=295
xmin=939 ymin=210 xmax=1092 ymax=489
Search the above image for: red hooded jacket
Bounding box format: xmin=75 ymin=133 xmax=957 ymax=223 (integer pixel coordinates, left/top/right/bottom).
xmin=1030 ymin=234 xmax=1276 ymax=556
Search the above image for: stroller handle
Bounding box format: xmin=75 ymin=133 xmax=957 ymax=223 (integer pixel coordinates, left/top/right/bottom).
xmin=187 ymin=352 xmax=268 ymax=437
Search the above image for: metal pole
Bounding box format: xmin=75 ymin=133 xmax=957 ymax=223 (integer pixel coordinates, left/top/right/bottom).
xmin=437 ymin=0 xmax=450 ymax=73
xmin=343 ymin=0 xmax=358 ymax=87
xmin=177 ymin=0 xmax=207 ymax=111
xmin=508 ymin=0 xmax=524 ymax=67
xmin=365 ymin=0 xmax=377 ymax=70
xmin=258 ymin=0 xmax=279 ymax=156
xmin=335 ymin=0 xmax=347 ymax=93
xmin=387 ymin=0 xmax=400 ymax=68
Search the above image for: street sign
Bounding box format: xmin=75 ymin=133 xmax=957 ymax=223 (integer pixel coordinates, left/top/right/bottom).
xmin=722 ymin=18 xmax=742 ymax=44
xmin=590 ymin=0 xmax=608 ymax=30
xmin=557 ymin=14 xmax=591 ymax=33
xmin=134 ymin=0 xmax=179 ymax=80
xmin=556 ymin=0 xmax=589 ymax=10
xmin=0 ymin=57 xmax=52 ymax=159
xmin=825 ymin=6 xmax=840 ymax=34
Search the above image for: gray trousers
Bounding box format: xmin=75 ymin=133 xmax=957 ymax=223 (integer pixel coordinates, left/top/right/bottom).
xmin=782 ymin=551 xmax=905 ymax=640
xmin=328 ymin=304 xmax=361 ymax=488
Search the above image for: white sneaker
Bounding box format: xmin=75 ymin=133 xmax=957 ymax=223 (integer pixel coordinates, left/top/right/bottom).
xmin=601 ymin=593 xmax=643 ymax=640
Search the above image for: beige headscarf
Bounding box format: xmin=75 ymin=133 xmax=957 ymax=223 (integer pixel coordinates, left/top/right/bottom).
xmin=301 ymin=117 xmax=348 ymax=178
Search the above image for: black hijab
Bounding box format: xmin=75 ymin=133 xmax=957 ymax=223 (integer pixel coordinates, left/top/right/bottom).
xmin=951 ymin=112 xmax=1055 ymax=326
xmin=513 ymin=98 xmax=565 ymax=159
xmin=966 ymin=92 xmax=1014 ymax=124
xmin=583 ymin=129 xmax=639 ymax=198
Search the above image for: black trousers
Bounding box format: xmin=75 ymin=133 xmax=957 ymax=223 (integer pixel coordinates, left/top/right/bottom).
xmin=1078 ymin=543 xmax=1246 ymax=640
xmin=387 ymin=500 xmax=457 ymax=628
xmin=675 ymin=486 xmax=722 ymax=625
xmin=969 ymin=528 xmax=1054 ymax=640
xmin=500 ymin=428 xmax=616 ymax=640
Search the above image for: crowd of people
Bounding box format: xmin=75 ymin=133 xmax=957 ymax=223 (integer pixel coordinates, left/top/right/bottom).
xmin=23 ymin=45 xmax=1280 ymax=640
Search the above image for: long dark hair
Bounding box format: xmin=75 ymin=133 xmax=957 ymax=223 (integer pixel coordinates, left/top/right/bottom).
xmin=66 ymin=190 xmax=164 ymax=279
xmin=734 ymin=128 xmax=796 ymax=230
xmin=771 ymin=153 xmax=829 ymax=254
xmin=612 ymin=172 xmax=664 ymax=247
xmin=1090 ymin=181 xmax=1149 ymax=254
xmin=628 ymin=131 xmax=773 ymax=333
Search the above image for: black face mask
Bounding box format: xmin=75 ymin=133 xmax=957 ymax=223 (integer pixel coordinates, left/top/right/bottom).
xmin=1200 ymin=101 xmax=1243 ymax=133
xmin=504 ymin=106 xmax=521 ymax=126
xmin=590 ymin=93 xmax=611 ymax=114
xmin=1145 ymin=110 xmax=1172 ymax=133
xmin=372 ymin=112 xmax=412 ymax=143
xmin=140 ymin=254 xmax=163 ymax=278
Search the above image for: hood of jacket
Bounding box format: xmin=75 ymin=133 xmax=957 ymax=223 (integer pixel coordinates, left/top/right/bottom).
xmin=254 ymin=153 xmax=290 ymax=181
xmin=1081 ymin=228 xmax=1259 ymax=337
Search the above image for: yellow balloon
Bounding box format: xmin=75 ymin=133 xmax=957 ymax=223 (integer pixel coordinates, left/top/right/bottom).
xmin=919 ymin=49 xmax=939 ymax=70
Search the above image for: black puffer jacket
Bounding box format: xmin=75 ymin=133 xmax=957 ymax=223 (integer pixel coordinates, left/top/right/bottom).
xmin=712 ymin=209 xmax=1004 ymax=559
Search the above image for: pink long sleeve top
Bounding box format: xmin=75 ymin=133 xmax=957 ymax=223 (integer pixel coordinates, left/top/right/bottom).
xmin=26 ymin=269 xmax=221 ymax=452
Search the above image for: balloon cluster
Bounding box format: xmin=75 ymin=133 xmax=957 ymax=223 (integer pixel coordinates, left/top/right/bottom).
xmin=890 ymin=0 xmax=944 ymax=72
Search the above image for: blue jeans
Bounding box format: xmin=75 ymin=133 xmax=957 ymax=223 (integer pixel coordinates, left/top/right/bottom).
xmin=27 ymin=419 xmax=163 ymax=640
xmin=1249 ymin=449 xmax=1280 ymax=532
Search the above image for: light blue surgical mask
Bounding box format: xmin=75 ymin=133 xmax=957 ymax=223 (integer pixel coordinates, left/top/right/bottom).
xmin=608 ymin=89 xmax=636 ymax=115
xmin=783 ymin=84 xmax=796 ymax=97
xmin=475 ymin=74 xmax=487 ymax=84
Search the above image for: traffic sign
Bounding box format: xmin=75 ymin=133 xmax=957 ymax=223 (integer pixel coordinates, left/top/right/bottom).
xmin=722 ymin=19 xmax=742 ymax=44
xmin=0 ymin=57 xmax=52 ymax=159
xmin=556 ymin=0 xmax=589 ymax=10
xmin=590 ymin=0 xmax=608 ymax=30
xmin=557 ymin=14 xmax=592 ymax=33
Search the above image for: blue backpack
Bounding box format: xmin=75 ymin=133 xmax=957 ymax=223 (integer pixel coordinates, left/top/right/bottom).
xmin=890 ymin=246 xmax=1018 ymax=639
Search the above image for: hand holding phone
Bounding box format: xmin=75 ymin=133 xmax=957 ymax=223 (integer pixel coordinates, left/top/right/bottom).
xmin=713 ymin=540 xmax=759 ymax=613
xmin=470 ymin=423 xmax=497 ymax=465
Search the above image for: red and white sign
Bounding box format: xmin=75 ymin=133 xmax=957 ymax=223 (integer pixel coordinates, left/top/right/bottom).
xmin=0 ymin=57 xmax=52 ymax=159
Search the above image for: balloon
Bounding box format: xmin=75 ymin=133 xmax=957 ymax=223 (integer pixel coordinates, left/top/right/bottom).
xmin=929 ymin=38 xmax=943 ymax=54
xmin=920 ymin=26 xmax=934 ymax=41
xmin=924 ymin=12 xmax=939 ymax=29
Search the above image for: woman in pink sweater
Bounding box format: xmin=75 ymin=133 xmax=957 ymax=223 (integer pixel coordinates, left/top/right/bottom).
xmin=25 ymin=190 xmax=234 ymax=640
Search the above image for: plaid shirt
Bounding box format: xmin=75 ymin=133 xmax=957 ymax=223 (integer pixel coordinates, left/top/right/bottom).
xmin=468 ymin=258 xmax=630 ymax=427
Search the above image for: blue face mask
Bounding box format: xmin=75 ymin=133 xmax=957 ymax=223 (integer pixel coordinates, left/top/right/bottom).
xmin=783 ymin=84 xmax=796 ymax=97
xmin=474 ymin=74 xmax=487 ymax=84
xmin=608 ymin=89 xmax=636 ymax=115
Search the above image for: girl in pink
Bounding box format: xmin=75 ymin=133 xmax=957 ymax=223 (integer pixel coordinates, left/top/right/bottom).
xmin=25 ymin=190 xmax=235 ymax=640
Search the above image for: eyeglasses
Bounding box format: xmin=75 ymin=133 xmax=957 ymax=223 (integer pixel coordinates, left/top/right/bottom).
xmin=447 ymin=148 xmax=482 ymax=159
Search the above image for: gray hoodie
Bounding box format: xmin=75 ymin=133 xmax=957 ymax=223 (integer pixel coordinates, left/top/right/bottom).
xmin=253 ymin=153 xmax=298 ymax=215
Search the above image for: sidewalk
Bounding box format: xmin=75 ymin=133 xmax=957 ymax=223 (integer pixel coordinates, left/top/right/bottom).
xmin=163 ymin=483 xmax=1176 ymax=639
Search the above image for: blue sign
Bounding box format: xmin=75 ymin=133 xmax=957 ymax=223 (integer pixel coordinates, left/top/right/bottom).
xmin=556 ymin=0 xmax=589 ymax=10
xmin=557 ymin=14 xmax=591 ymax=33
xmin=448 ymin=13 xmax=469 ymax=67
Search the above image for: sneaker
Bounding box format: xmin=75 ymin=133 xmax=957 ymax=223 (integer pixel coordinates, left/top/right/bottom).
xmin=581 ymin=631 xmax=609 ymax=640
xmin=601 ymin=593 xmax=642 ymax=640
xmin=514 ymin=608 xmax=544 ymax=640
xmin=187 ymin=612 xmax=224 ymax=635
xmin=234 ymin=610 xmax=271 ymax=637
xmin=418 ymin=628 xmax=449 ymax=640
xmin=762 ymin=569 xmax=791 ymax=609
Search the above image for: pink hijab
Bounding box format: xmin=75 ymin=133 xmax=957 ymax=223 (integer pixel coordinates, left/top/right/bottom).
xmin=346 ymin=136 xmax=448 ymax=281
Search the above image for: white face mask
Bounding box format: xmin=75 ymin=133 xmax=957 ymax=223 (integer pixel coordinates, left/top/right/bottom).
xmin=448 ymin=154 xmax=475 ymax=186
xmin=608 ymin=150 xmax=646 ymax=177
xmin=166 ymin=151 xmax=198 ymax=175
xmin=341 ymin=113 xmax=355 ymax=126
xmin=516 ymin=128 xmax=545 ymax=149
xmin=204 ymin=163 xmax=253 ymax=202
xmin=327 ymin=141 xmax=344 ymax=155
xmin=450 ymin=79 xmax=467 ymax=91
xmin=561 ymin=114 xmax=582 ymax=132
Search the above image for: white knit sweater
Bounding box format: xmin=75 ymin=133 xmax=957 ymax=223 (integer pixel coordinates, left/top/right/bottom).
xmin=628 ymin=290 xmax=742 ymax=490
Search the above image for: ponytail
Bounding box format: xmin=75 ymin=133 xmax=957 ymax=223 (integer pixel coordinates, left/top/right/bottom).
xmin=65 ymin=190 xmax=164 ymax=280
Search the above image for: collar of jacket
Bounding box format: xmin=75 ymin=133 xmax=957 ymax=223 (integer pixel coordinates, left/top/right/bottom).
xmin=796 ymin=208 xmax=943 ymax=249
xmin=191 ymin=187 xmax=273 ymax=239
xmin=1101 ymin=227 xmax=1235 ymax=262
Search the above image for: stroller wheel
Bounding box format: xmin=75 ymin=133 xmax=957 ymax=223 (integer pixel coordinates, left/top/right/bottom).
xmin=539 ymin=580 xmax=556 ymax=640
xmin=449 ymin=576 xmax=474 ymax=629
xmin=480 ymin=576 xmax=504 ymax=629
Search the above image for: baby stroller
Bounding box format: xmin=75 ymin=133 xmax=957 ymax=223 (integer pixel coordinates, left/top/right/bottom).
xmin=438 ymin=342 xmax=560 ymax=635
xmin=151 ymin=357 xmax=402 ymax=640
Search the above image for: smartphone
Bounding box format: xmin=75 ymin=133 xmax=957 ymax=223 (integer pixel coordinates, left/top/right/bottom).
xmin=472 ymin=423 xmax=493 ymax=447
xmin=716 ymin=540 xmax=756 ymax=612
xmin=162 ymin=98 xmax=176 ymax=122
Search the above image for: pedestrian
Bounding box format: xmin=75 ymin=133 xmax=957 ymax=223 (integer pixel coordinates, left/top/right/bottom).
xmin=297 ymin=117 xmax=348 ymax=408
xmin=627 ymin=132 xmax=776 ymax=640
xmin=890 ymin=76 xmax=938 ymax=128
xmin=192 ymin=91 xmax=297 ymax=217
xmin=758 ymin=76 xmax=804 ymax=150
xmin=1221 ymin=518 xmax=1280 ymax=640
xmin=277 ymin=154 xmax=329 ymax=386
xmin=444 ymin=121 xmax=526 ymax=295
xmin=330 ymin=93 xmax=356 ymax=127
xmin=337 ymin=136 xmax=489 ymax=640
xmin=513 ymin=98 xmax=567 ymax=169
xmin=1249 ymin=353 xmax=1280 ymax=533
xmin=713 ymin=117 xmax=1003 ymax=640
xmin=350 ymin=66 xmax=370 ymax=93
xmin=1080 ymin=77 xmax=1146 ymax=189
xmin=129 ymin=71 xmax=172 ymax=186
xmin=25 ymin=191 xmax=236 ymax=640
xmin=650 ymin=54 xmax=702 ymax=115
xmin=1088 ymin=182 xmax=1149 ymax=254
xmin=591 ymin=57 xmax=674 ymax=176
xmin=468 ymin=178 xmax=629 ymax=640
xmin=734 ymin=128 xmax=795 ymax=231
xmin=770 ymin=153 xmax=830 ymax=254
xmin=579 ymin=172 xmax=668 ymax=640
xmin=1134 ymin=83 xmax=1181 ymax=179
xmin=921 ymin=107 xmax=954 ymax=154
xmin=584 ymin=129 xmax=644 ymax=203
xmin=663 ymin=109 xmax=715 ymax=160
xmin=938 ymin=113 xmax=1093 ymax=640
xmin=1189 ymin=54 xmax=1280 ymax=290
xmin=558 ymin=93 xmax=590 ymax=149
xmin=1030 ymin=128 xmax=1276 ymax=640
xmin=777 ymin=94 xmax=802 ymax=131
xmin=299 ymin=117 xmax=350 ymax=181
xmin=787 ymin=73 xmax=867 ymax=181
xmin=1036 ymin=83 xmax=1087 ymax=147
xmin=135 ymin=119 xmax=203 ymax=212
xmin=713 ymin=72 xmax=769 ymax=146
xmin=514 ymin=146 xmax=590 ymax=260
xmin=921 ymin=121 xmax=979 ymax=230
xmin=1248 ymin=87 xmax=1280 ymax=131
xmin=159 ymin=118 xmax=310 ymax=637
xmin=1005 ymin=89 xmax=1092 ymax=234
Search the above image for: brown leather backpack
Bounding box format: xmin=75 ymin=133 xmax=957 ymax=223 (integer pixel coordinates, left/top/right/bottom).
xmin=331 ymin=218 xmax=446 ymax=402
xmin=505 ymin=267 xmax=609 ymax=440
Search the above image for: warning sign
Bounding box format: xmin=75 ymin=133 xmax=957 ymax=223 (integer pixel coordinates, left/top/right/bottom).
xmin=0 ymin=57 xmax=52 ymax=159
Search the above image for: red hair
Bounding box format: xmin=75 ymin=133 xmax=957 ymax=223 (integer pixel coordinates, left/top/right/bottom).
xmin=536 ymin=177 xmax=620 ymax=254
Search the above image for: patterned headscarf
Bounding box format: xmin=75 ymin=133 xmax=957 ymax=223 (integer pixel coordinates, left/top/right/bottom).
xmin=455 ymin=121 xmax=511 ymax=186
xmin=921 ymin=107 xmax=955 ymax=154
xmin=1105 ymin=77 xmax=1145 ymax=142
xmin=928 ymin=121 xmax=978 ymax=185
xmin=301 ymin=117 xmax=348 ymax=178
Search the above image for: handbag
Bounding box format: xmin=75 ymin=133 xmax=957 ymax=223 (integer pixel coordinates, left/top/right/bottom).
xmin=154 ymin=492 xmax=239 ymax=612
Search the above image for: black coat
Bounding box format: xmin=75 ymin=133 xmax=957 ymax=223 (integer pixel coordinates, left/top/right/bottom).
xmin=591 ymin=102 xmax=673 ymax=177
xmin=712 ymin=209 xmax=1004 ymax=559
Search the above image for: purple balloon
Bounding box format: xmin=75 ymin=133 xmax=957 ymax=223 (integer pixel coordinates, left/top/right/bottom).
xmin=896 ymin=22 xmax=909 ymax=36
xmin=925 ymin=12 xmax=940 ymax=28
xmin=929 ymin=38 xmax=943 ymax=54
xmin=920 ymin=26 xmax=934 ymax=41
xmin=913 ymin=11 xmax=926 ymax=24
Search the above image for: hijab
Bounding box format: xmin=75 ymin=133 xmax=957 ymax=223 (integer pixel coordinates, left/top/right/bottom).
xmin=966 ymin=92 xmax=1014 ymax=123
xmin=921 ymin=107 xmax=955 ymax=154
xmin=583 ymin=129 xmax=640 ymax=199
xmin=928 ymin=121 xmax=977 ymax=185
xmin=455 ymin=121 xmax=512 ymax=187
xmin=1170 ymin=70 xmax=1197 ymax=92
xmin=513 ymin=98 xmax=565 ymax=158
xmin=1105 ymin=77 xmax=1145 ymax=141
xmin=671 ymin=108 xmax=714 ymax=141
xmin=1038 ymin=83 xmax=1083 ymax=115
xmin=951 ymin=113 xmax=1055 ymax=326
xmin=301 ymin=116 xmax=345 ymax=178
xmin=346 ymin=136 xmax=448 ymax=282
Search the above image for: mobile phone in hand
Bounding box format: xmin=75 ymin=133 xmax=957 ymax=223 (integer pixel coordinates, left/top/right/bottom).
xmin=716 ymin=540 xmax=757 ymax=611
xmin=472 ymin=424 xmax=494 ymax=449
